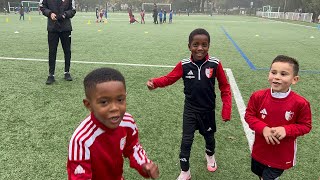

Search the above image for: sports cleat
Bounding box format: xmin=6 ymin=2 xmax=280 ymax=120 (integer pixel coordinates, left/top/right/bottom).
xmin=64 ymin=72 xmax=73 ymax=81
xmin=45 ymin=75 xmax=55 ymax=85
xmin=176 ymin=169 xmax=191 ymax=180
xmin=205 ymin=154 xmax=217 ymax=172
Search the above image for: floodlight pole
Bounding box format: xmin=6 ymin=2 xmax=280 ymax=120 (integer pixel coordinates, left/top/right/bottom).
xmin=283 ymin=0 xmax=287 ymax=13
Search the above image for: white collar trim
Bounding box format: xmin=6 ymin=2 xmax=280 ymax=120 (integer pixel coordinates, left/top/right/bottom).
xmin=271 ymin=87 xmax=291 ymax=99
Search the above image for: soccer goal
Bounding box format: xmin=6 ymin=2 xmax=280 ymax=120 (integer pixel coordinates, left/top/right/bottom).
xmin=8 ymin=1 xmax=39 ymax=12
xmin=21 ymin=1 xmax=40 ymax=11
xmin=261 ymin=5 xmax=282 ymax=18
xmin=7 ymin=1 xmax=21 ymax=13
xmin=142 ymin=3 xmax=171 ymax=12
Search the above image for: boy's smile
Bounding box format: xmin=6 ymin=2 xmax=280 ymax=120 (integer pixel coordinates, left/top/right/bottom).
xmin=83 ymin=81 xmax=127 ymax=129
xmin=189 ymin=34 xmax=210 ymax=61
xmin=268 ymin=62 xmax=299 ymax=93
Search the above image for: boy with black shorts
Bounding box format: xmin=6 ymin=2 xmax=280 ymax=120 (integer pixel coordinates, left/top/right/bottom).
xmin=245 ymin=55 xmax=312 ymax=180
xmin=146 ymin=28 xmax=232 ymax=180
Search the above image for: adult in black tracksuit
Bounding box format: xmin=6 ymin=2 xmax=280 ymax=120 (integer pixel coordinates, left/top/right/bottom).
xmin=147 ymin=28 xmax=232 ymax=179
xmin=40 ymin=0 xmax=76 ymax=84
xmin=153 ymin=6 xmax=158 ymax=24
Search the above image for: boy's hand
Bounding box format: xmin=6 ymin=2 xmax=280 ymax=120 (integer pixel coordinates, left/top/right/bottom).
xmin=146 ymin=79 xmax=155 ymax=90
xmin=271 ymin=127 xmax=286 ymax=140
xmin=142 ymin=162 xmax=159 ymax=179
xmin=263 ymin=126 xmax=280 ymax=145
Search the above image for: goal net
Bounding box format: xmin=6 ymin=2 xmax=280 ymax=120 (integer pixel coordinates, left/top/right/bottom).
xmin=142 ymin=3 xmax=171 ymax=13
xmin=21 ymin=1 xmax=40 ymax=11
xmin=7 ymin=2 xmax=21 ymax=12
xmin=261 ymin=5 xmax=281 ymax=18
xmin=8 ymin=1 xmax=39 ymax=13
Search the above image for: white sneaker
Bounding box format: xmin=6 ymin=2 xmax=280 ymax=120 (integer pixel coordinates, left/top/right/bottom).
xmin=176 ymin=169 xmax=191 ymax=180
xmin=205 ymin=154 xmax=217 ymax=172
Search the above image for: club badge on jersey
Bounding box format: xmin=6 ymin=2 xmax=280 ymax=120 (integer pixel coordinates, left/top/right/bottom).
xmin=120 ymin=136 xmax=126 ymax=151
xmin=205 ymin=68 xmax=214 ymax=78
xmin=285 ymin=111 xmax=294 ymax=121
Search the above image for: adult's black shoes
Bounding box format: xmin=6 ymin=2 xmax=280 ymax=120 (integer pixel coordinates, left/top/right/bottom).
xmin=64 ymin=72 xmax=73 ymax=81
xmin=45 ymin=75 xmax=55 ymax=85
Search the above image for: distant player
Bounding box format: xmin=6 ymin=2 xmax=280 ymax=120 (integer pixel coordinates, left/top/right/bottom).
xmin=140 ymin=9 xmax=145 ymax=24
xmin=169 ymin=10 xmax=173 ymax=23
xmin=129 ymin=15 xmax=139 ymax=24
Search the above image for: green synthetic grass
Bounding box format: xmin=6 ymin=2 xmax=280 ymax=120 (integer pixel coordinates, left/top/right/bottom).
xmin=0 ymin=12 xmax=319 ymax=179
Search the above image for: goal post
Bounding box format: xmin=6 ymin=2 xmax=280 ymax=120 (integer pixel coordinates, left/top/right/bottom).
xmin=262 ymin=5 xmax=281 ymax=18
xmin=8 ymin=1 xmax=39 ymax=12
xmin=142 ymin=3 xmax=171 ymax=13
xmin=21 ymin=1 xmax=40 ymax=11
xmin=8 ymin=1 xmax=21 ymax=13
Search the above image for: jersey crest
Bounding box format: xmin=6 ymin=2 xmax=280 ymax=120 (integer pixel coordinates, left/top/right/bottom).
xmin=205 ymin=67 xmax=214 ymax=78
xmin=120 ymin=136 xmax=126 ymax=150
xmin=285 ymin=111 xmax=294 ymax=121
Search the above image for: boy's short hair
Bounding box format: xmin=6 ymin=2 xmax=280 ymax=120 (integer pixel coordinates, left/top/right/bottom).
xmin=84 ymin=67 xmax=126 ymax=98
xmin=272 ymin=55 xmax=299 ymax=76
xmin=189 ymin=28 xmax=210 ymax=45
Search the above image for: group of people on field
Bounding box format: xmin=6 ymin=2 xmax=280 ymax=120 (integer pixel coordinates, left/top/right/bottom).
xmin=95 ymin=7 xmax=107 ymax=23
xmin=38 ymin=0 xmax=313 ymax=178
xmin=152 ymin=4 xmax=173 ymax=24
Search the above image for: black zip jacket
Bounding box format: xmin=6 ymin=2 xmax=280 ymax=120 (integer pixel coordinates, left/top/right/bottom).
xmin=40 ymin=0 xmax=76 ymax=32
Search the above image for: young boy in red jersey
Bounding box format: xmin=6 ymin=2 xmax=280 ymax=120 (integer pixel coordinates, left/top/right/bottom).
xmin=67 ymin=67 xmax=159 ymax=180
xmin=129 ymin=15 xmax=139 ymax=24
xmin=146 ymin=28 xmax=232 ymax=180
xmin=140 ymin=9 xmax=145 ymax=24
xmin=245 ymin=55 xmax=312 ymax=180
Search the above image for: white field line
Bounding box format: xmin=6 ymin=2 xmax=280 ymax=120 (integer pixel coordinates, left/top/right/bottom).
xmin=225 ymin=68 xmax=254 ymax=151
xmin=0 ymin=56 xmax=254 ymax=150
xmin=0 ymin=57 xmax=174 ymax=68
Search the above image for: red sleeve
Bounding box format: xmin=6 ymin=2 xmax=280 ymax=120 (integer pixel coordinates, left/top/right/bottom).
xmin=283 ymin=100 xmax=312 ymax=138
xmin=123 ymin=120 xmax=150 ymax=178
xmin=245 ymin=92 xmax=268 ymax=135
xmin=152 ymin=62 xmax=183 ymax=88
xmin=67 ymin=160 xmax=92 ymax=180
xmin=216 ymin=62 xmax=232 ymax=120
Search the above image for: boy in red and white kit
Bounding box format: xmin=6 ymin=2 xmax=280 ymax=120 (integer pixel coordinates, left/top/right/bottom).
xmin=245 ymin=55 xmax=312 ymax=180
xmin=67 ymin=67 xmax=159 ymax=180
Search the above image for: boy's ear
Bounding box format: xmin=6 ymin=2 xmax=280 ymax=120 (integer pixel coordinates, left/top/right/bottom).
xmin=292 ymin=75 xmax=300 ymax=85
xmin=83 ymin=98 xmax=92 ymax=111
xmin=188 ymin=44 xmax=191 ymax=50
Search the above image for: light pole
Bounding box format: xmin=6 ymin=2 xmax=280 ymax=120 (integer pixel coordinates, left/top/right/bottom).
xmin=284 ymin=0 xmax=287 ymax=13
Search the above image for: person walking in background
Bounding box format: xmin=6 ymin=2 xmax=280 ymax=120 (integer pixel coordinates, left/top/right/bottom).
xmin=95 ymin=7 xmax=99 ymax=22
xmin=19 ymin=5 xmax=24 ymax=20
xmin=140 ymin=9 xmax=145 ymax=24
xmin=153 ymin=5 xmax=158 ymax=24
xmin=163 ymin=9 xmax=167 ymax=23
xmin=245 ymin=55 xmax=312 ymax=180
xmin=40 ymin=0 xmax=76 ymax=84
xmin=158 ymin=9 xmax=163 ymax=24
xmin=146 ymin=28 xmax=232 ymax=180
xmin=169 ymin=9 xmax=173 ymax=23
xmin=67 ymin=67 xmax=160 ymax=180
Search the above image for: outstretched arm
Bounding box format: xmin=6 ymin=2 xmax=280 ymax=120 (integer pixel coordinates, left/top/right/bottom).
xmin=146 ymin=61 xmax=183 ymax=90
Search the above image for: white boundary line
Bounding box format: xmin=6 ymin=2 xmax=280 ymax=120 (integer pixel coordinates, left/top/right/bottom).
xmin=0 ymin=56 xmax=254 ymax=150
xmin=225 ymin=69 xmax=254 ymax=151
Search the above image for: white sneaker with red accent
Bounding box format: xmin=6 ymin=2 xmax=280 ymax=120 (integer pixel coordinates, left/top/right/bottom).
xmin=205 ymin=154 xmax=217 ymax=172
xmin=176 ymin=169 xmax=191 ymax=180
